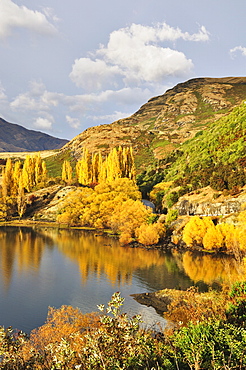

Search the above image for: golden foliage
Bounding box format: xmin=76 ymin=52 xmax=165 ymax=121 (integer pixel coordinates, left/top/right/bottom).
xmin=22 ymin=306 xmax=99 ymax=367
xmin=182 ymin=216 xmax=214 ymax=247
xmin=75 ymin=146 xmax=136 ymax=185
xmin=62 ymin=160 xmax=73 ymax=184
xmin=110 ymin=199 xmax=151 ymax=239
xmin=182 ymin=251 xmax=243 ymax=285
xmin=164 ymin=287 xmax=227 ymax=327
xmin=203 ymin=224 xmax=224 ymax=250
xmin=136 ymin=223 xmax=166 ymax=245
xmin=182 ymin=211 xmax=246 ymax=253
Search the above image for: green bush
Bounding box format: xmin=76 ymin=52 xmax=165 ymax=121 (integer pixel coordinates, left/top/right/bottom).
xmin=165 ymin=192 xmax=179 ymax=208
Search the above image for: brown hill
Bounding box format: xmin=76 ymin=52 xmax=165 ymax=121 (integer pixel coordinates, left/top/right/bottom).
xmin=0 ymin=118 xmax=68 ymax=152
xmin=62 ymin=77 xmax=246 ymax=169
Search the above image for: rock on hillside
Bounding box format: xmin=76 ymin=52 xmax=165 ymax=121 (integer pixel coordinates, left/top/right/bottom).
xmin=62 ymin=77 xmax=246 ymax=169
xmin=0 ymin=118 xmax=68 ymax=152
xmin=175 ymin=186 xmax=246 ymax=217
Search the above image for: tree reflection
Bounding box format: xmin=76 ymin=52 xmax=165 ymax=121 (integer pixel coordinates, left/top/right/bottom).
xmin=0 ymin=227 xmax=245 ymax=292
xmin=182 ymin=251 xmax=243 ymax=285
xmin=47 ymin=229 xmax=167 ymax=286
xmin=0 ymin=227 xmax=52 ymax=290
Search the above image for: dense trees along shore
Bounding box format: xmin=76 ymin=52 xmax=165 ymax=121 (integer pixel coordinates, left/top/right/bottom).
xmin=0 ymin=145 xmax=246 ymax=253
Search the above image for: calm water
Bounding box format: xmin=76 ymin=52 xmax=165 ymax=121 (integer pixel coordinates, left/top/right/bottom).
xmin=0 ymin=226 xmax=242 ymax=333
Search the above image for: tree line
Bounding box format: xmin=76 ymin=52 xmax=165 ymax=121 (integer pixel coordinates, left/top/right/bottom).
xmin=62 ymin=146 xmax=136 ymax=185
xmin=0 ymin=154 xmax=47 ymax=219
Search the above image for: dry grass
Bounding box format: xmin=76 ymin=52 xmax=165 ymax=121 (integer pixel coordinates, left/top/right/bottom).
xmin=0 ymin=150 xmax=57 ymax=159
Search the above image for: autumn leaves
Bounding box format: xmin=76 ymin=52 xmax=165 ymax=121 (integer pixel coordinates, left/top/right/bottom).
xmin=57 ymin=178 xmax=166 ymax=245
xmin=0 ymin=154 xmax=47 ymax=219
xmin=62 ymin=146 xmax=136 ymax=186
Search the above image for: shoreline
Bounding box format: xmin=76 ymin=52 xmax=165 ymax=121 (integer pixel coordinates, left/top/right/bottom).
xmin=131 ymin=288 xmax=192 ymax=316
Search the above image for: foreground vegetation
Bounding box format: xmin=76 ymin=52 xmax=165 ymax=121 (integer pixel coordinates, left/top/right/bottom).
xmin=1 ymin=283 xmax=246 ymax=369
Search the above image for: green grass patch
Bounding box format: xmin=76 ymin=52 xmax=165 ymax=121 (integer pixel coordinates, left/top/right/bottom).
xmin=44 ymin=149 xmax=76 ymax=178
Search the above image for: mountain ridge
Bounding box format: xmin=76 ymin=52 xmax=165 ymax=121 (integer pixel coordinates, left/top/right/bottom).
xmin=0 ymin=117 xmax=68 ymax=152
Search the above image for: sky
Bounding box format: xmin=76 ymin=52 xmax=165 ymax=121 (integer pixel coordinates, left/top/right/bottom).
xmin=0 ymin=0 xmax=245 ymax=140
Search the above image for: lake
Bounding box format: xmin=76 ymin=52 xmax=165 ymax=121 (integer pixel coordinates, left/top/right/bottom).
xmin=0 ymin=226 xmax=243 ymax=333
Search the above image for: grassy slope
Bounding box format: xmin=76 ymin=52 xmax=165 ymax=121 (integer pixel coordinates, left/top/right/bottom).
xmin=164 ymin=101 xmax=246 ymax=182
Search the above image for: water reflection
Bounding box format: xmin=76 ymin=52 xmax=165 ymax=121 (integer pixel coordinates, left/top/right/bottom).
xmin=0 ymin=226 xmax=244 ymax=332
xmin=182 ymin=251 xmax=243 ymax=285
xmin=0 ymin=226 xmax=244 ymax=291
xmin=0 ymin=228 xmax=53 ymax=290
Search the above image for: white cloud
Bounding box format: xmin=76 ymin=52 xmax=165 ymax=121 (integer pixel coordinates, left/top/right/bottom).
xmin=90 ymin=111 xmax=133 ymax=123
xmin=0 ymin=82 xmax=7 ymax=101
xmin=70 ymin=22 xmax=209 ymax=90
xmin=0 ymin=0 xmax=57 ymax=39
xmin=65 ymin=87 xmax=152 ymax=113
xmin=70 ymin=58 xmax=121 ymax=90
xmin=66 ymin=115 xmax=81 ymax=129
xmin=10 ymin=80 xmax=59 ymax=112
xmin=33 ymin=117 xmax=53 ymax=130
xmin=230 ymin=46 xmax=246 ymax=58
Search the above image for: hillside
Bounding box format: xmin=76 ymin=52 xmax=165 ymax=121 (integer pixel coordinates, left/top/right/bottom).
xmin=0 ymin=118 xmax=68 ymax=152
xmin=163 ymin=100 xmax=246 ymax=186
xmin=61 ymin=77 xmax=246 ymax=169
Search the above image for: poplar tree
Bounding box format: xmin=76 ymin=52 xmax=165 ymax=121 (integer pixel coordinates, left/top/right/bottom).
xmin=41 ymin=161 xmax=47 ymax=184
xmin=106 ymin=147 xmax=121 ymax=182
xmin=34 ymin=154 xmax=43 ymax=185
xmin=91 ymin=152 xmax=102 ymax=183
xmin=17 ymin=174 xmax=26 ymax=219
xmin=13 ymin=160 xmax=22 ymax=196
xmin=22 ymin=155 xmax=35 ymax=192
xmin=76 ymin=148 xmax=92 ymax=185
xmin=2 ymin=158 xmax=14 ymax=198
xmin=62 ymin=160 xmax=73 ymax=184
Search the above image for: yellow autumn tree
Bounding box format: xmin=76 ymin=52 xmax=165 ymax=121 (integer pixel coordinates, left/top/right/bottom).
xmin=12 ymin=160 xmax=22 ymax=196
xmin=182 ymin=216 xmax=214 ymax=247
xmin=136 ymin=223 xmax=165 ymax=245
xmin=62 ymin=160 xmax=73 ymax=184
xmin=106 ymin=147 xmax=121 ymax=182
xmin=1 ymin=158 xmax=14 ymax=198
xmin=57 ymin=177 xmax=149 ymax=243
xmin=76 ymin=148 xmax=92 ymax=185
xmin=75 ymin=146 xmax=136 ymax=185
xmin=41 ymin=161 xmax=47 ymax=184
xmin=91 ymin=152 xmax=102 ymax=183
xmin=216 ymin=223 xmax=240 ymax=252
xmin=237 ymin=210 xmax=246 ymax=251
xmin=17 ymin=174 xmax=26 ymax=219
xmin=202 ymin=224 xmax=224 ymax=250
xmin=110 ymin=198 xmax=152 ymax=244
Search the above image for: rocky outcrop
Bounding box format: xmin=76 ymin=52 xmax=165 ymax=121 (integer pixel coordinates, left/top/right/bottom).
xmin=176 ymin=190 xmax=246 ymax=217
xmin=33 ymin=186 xmax=77 ymax=221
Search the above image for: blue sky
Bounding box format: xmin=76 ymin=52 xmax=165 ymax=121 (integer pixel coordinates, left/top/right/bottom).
xmin=0 ymin=0 xmax=245 ymax=140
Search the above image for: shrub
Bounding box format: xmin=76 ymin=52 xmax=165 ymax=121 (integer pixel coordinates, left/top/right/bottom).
xmin=182 ymin=216 xmax=214 ymax=247
xmin=166 ymin=209 xmax=178 ymax=225
xmin=136 ymin=223 xmax=165 ymax=245
xmin=165 ymin=191 xmax=179 ymax=208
